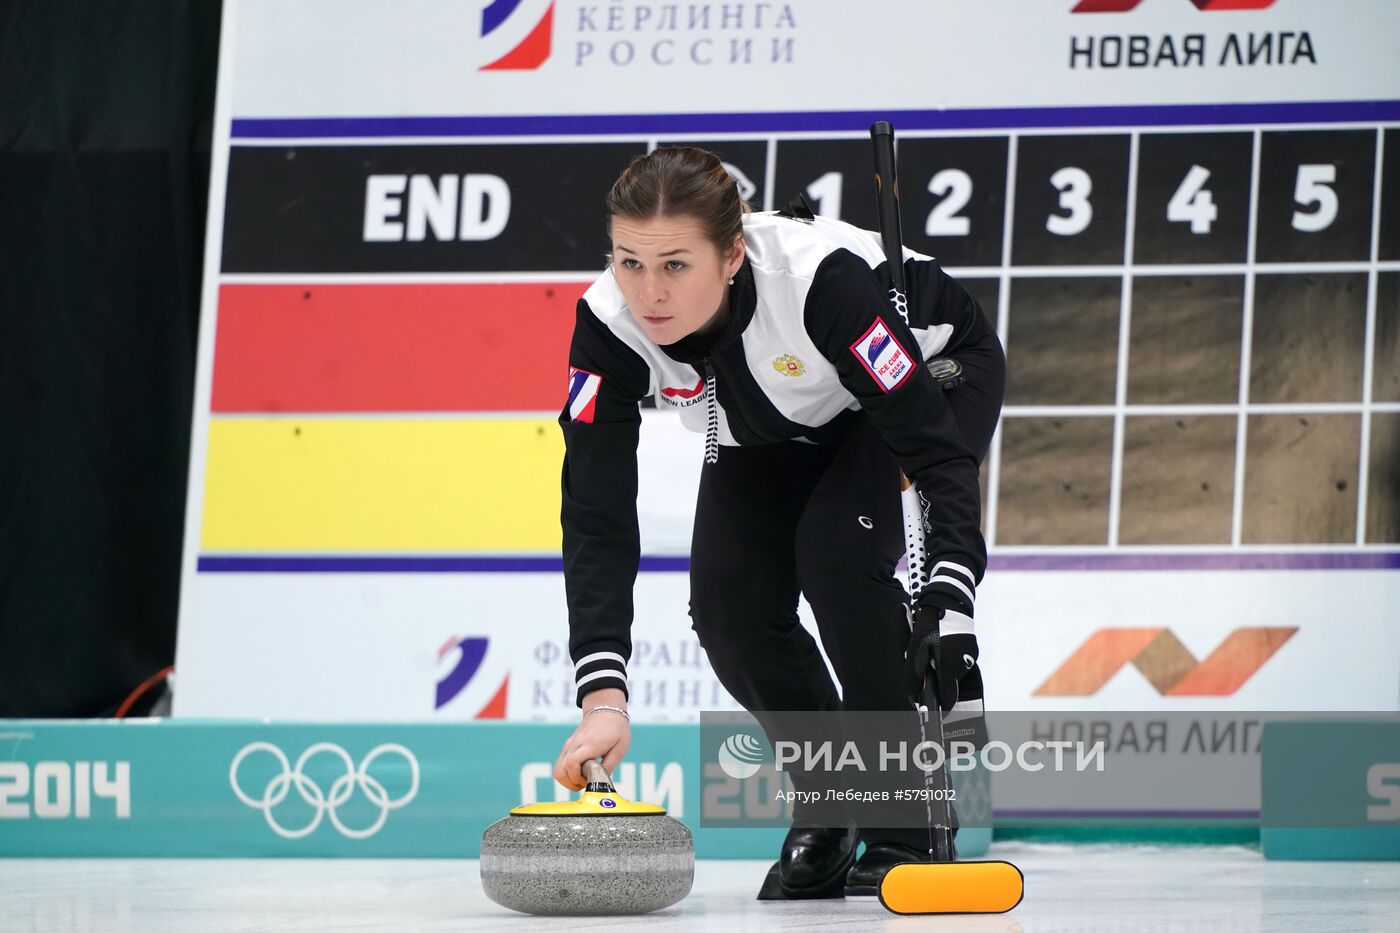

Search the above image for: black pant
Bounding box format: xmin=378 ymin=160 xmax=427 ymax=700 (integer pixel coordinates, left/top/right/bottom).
xmin=689 ymin=330 xmax=1005 ymax=847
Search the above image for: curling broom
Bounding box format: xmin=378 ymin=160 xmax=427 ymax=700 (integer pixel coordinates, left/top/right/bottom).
xmin=870 ymin=119 xmax=1024 ymax=916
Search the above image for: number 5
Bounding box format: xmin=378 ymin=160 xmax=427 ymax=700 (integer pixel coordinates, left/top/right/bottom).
xmin=1291 ymin=164 xmax=1338 ymax=233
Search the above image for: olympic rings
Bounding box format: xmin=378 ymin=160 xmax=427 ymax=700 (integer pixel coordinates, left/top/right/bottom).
xmin=229 ymin=741 xmax=420 ymax=839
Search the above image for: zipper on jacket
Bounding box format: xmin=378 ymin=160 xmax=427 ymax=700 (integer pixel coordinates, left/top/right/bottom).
xmin=702 ymin=358 xmax=719 ymax=465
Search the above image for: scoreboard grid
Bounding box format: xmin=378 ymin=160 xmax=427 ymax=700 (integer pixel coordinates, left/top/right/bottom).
xmin=654 ymin=125 xmax=1397 ymax=549
xmin=217 ymin=119 xmax=1400 ymax=550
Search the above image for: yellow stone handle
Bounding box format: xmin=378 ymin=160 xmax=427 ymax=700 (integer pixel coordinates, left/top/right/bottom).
xmin=582 ymin=759 xmax=613 ymax=790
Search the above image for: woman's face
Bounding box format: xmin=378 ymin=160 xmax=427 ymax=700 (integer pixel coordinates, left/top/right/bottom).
xmin=610 ymin=214 xmax=744 ymax=346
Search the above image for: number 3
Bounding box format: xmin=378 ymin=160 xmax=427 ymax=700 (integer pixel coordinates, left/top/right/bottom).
xmin=1292 ymin=164 xmax=1338 ymax=233
xmin=1047 ymin=167 xmax=1092 ymax=236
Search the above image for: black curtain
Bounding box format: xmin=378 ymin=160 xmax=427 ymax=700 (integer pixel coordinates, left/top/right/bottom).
xmin=0 ymin=2 xmax=222 ymax=715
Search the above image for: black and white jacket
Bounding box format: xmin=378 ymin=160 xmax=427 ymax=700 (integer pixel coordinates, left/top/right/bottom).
xmin=561 ymin=212 xmax=993 ymax=706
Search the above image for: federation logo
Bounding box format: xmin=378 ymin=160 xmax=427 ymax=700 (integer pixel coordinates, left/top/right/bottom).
xmin=1034 ymin=627 xmax=1297 ymax=696
xmin=480 ymin=0 xmax=554 ymax=71
xmin=849 ymin=319 xmax=914 ymax=393
xmin=229 ymin=742 xmax=420 ymax=840
xmin=567 ymin=367 xmax=601 ymax=422
xmin=435 ymin=635 xmax=509 ymax=717
xmin=771 ymin=353 xmax=805 ymax=378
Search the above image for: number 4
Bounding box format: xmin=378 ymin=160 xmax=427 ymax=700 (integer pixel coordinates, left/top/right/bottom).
xmin=1167 ymin=165 xmax=1217 ymax=235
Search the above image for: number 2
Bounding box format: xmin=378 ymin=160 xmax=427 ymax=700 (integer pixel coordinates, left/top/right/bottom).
xmin=0 ymin=763 xmax=29 ymax=819
xmin=1291 ymin=164 xmax=1338 ymax=233
xmin=1047 ymin=167 xmax=1092 ymax=236
xmin=926 ymin=169 xmax=972 ymax=236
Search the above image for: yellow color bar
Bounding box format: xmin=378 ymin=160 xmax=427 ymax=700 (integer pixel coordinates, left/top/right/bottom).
xmin=202 ymin=418 xmax=563 ymax=551
xmin=879 ymin=860 xmax=1024 ymax=915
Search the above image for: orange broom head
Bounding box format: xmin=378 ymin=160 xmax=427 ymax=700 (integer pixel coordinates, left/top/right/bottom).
xmin=879 ymin=860 xmax=1024 ymax=915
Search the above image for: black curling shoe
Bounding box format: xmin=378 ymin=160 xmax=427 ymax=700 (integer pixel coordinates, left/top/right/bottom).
xmin=755 ymin=824 xmax=859 ymax=900
xmin=844 ymin=840 xmax=957 ymax=898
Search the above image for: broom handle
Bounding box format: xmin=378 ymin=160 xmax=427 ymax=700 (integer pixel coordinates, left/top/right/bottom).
xmin=876 ymin=122 xmax=956 ymax=861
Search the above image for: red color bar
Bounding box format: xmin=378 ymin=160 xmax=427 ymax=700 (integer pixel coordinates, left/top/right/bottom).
xmin=1071 ymin=0 xmax=1143 ymax=11
xmin=1074 ymin=0 xmax=1274 ymax=9
xmin=211 ymin=282 xmax=587 ymax=412
xmin=1191 ymin=0 xmax=1275 ymax=8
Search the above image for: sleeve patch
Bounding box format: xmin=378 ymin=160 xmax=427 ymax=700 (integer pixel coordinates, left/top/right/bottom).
xmin=566 ymin=367 xmax=602 ymax=422
xmin=849 ymin=318 xmax=915 ymax=393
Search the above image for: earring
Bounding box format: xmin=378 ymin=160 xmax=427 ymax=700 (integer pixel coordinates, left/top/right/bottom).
xmin=728 ymin=277 xmax=735 ymax=285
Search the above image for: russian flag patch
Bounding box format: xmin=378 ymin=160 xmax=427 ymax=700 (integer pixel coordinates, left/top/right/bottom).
xmin=566 ymin=367 xmax=602 ymax=422
xmin=850 ymin=319 xmax=914 ymax=393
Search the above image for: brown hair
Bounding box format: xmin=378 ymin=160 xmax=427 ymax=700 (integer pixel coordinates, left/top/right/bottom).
xmin=606 ymin=146 xmax=751 ymax=255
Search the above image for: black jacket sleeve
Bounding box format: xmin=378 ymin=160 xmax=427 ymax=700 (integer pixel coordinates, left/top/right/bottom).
xmin=559 ymin=298 xmax=650 ymax=705
xmin=803 ymin=248 xmax=987 ymax=616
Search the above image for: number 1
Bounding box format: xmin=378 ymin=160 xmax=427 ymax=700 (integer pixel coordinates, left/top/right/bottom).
xmin=805 ymin=172 xmax=843 ymax=220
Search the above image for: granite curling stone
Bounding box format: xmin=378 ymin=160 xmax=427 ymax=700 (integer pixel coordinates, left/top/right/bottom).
xmin=480 ymin=759 xmax=694 ymax=915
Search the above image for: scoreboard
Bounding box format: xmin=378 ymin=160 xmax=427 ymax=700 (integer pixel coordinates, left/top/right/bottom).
xmin=175 ymin=0 xmax=1400 ymax=721
xmin=219 ymin=123 xmax=1399 ymax=551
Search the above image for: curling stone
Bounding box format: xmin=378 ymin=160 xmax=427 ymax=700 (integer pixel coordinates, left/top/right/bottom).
xmin=480 ymin=759 xmax=694 ymax=915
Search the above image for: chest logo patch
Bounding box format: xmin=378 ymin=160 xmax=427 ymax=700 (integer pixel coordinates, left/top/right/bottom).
xmin=659 ymin=375 xmax=705 ymax=409
xmin=850 ymin=319 xmax=914 ymax=393
xmin=661 ymin=378 xmax=705 ymax=400
xmin=772 ymin=353 xmax=805 ymax=378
